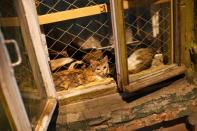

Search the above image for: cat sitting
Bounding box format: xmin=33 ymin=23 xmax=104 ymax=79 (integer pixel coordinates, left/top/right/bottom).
xmin=128 ymin=48 xmax=155 ymax=74
xmin=53 ymin=56 xmax=109 ymax=90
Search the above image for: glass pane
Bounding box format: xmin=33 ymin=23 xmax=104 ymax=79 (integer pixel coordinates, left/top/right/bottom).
xmin=0 ymin=99 xmax=12 ymax=131
xmin=0 ymin=0 xmax=47 ymax=128
xmin=125 ymin=1 xmax=172 ymax=75
xmin=36 ymin=0 xmax=116 ymax=92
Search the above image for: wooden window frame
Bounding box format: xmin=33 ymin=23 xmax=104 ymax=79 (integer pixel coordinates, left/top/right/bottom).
xmin=110 ymin=0 xmax=186 ymax=92
xmin=0 ymin=0 xmax=186 ymax=103
xmin=17 ymin=0 xmax=57 ymax=130
xmin=53 ymin=0 xmax=186 ymax=103
xmin=0 ymin=0 xmax=57 ymax=130
xmin=0 ymin=30 xmax=32 ymax=131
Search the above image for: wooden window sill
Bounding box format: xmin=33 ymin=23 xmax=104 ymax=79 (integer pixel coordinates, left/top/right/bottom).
xmin=56 ymin=78 xmax=117 ymax=105
xmin=124 ymin=64 xmax=186 ymax=92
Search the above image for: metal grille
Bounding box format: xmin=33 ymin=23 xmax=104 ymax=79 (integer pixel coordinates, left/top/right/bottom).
xmin=124 ymin=3 xmax=171 ymax=66
xmin=36 ymin=0 xmax=106 ymax=14
xmin=36 ymin=0 xmax=172 ymax=88
xmin=36 ymin=0 xmax=115 ymax=74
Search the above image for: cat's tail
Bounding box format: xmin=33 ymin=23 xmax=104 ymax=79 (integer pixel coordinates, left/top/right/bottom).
xmin=68 ymin=60 xmax=84 ymax=70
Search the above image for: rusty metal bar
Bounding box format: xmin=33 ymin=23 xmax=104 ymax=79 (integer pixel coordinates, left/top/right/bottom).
xmin=110 ymin=0 xmax=129 ymax=91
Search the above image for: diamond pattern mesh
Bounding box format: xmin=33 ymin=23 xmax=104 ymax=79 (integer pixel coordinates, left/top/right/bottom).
xmin=35 ymin=0 xmax=171 ymax=76
xmin=124 ymin=3 xmax=171 ymax=64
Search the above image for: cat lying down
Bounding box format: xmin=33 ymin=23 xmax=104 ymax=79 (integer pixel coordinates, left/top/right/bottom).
xmin=52 ymin=47 xmax=163 ymax=90
xmin=128 ymin=48 xmax=164 ymax=74
xmin=53 ymin=56 xmax=109 ymax=90
xmin=128 ymin=48 xmax=165 ymax=74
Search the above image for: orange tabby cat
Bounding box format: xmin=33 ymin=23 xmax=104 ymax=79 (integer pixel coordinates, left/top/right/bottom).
xmin=53 ymin=56 xmax=109 ymax=90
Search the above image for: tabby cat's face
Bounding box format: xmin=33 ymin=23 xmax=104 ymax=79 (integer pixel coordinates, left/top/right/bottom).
xmin=90 ymin=56 xmax=109 ymax=77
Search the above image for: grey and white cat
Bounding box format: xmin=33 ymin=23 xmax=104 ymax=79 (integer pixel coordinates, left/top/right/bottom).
xmin=127 ymin=48 xmax=155 ymax=74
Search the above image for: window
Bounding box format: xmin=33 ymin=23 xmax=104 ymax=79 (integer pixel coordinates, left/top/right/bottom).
xmin=35 ymin=0 xmax=117 ymax=101
xmin=110 ymin=0 xmax=186 ymax=92
xmin=0 ymin=29 xmax=31 ymax=131
xmin=0 ymin=0 xmax=56 ymax=130
xmin=34 ymin=0 xmax=185 ymax=102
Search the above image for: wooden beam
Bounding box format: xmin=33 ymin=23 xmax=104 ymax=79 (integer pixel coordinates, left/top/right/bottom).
xmin=39 ymin=4 xmax=108 ymax=25
xmin=0 ymin=0 xmax=170 ymax=27
xmin=0 ymin=4 xmax=107 ymax=27
xmin=110 ymin=0 xmax=129 ymax=90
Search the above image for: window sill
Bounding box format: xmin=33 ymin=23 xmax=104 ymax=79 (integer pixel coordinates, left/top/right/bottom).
xmin=124 ymin=64 xmax=186 ymax=92
xmin=56 ymin=78 xmax=117 ymax=105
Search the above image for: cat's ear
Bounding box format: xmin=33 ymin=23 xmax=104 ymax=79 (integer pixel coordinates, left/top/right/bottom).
xmin=102 ymin=56 xmax=108 ymax=62
xmin=90 ymin=60 xmax=97 ymax=66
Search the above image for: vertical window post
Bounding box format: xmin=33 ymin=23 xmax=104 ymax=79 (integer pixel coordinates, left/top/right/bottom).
xmin=173 ymin=0 xmax=181 ymax=65
xmin=110 ymin=0 xmax=129 ymax=91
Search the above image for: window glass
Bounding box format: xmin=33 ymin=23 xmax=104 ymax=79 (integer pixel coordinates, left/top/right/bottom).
xmin=0 ymin=98 xmax=12 ymax=131
xmin=125 ymin=1 xmax=172 ymax=75
xmin=0 ymin=0 xmax=47 ymax=128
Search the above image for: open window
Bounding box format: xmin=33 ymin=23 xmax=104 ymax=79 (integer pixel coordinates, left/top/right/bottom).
xmin=32 ymin=0 xmax=186 ymax=102
xmin=35 ymin=0 xmax=117 ymax=102
xmin=0 ymin=0 xmax=185 ymax=104
xmin=0 ymin=30 xmax=31 ymax=131
xmin=0 ymin=0 xmax=56 ymax=130
xmin=110 ymin=0 xmax=186 ymax=92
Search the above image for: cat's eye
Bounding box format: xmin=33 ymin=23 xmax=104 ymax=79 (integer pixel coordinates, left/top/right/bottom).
xmin=103 ymin=66 xmax=107 ymax=69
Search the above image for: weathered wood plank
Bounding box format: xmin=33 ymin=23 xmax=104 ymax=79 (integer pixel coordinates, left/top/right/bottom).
xmin=57 ymin=78 xmax=117 ymax=105
xmin=125 ymin=64 xmax=186 ymax=92
xmin=110 ymin=0 xmax=129 ymax=90
xmin=56 ymin=78 xmax=197 ymax=130
xmin=38 ymin=4 xmax=108 ymax=25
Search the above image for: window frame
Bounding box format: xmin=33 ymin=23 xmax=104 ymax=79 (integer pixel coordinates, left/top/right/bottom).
xmin=110 ymin=0 xmax=186 ymax=92
xmin=0 ymin=0 xmax=57 ymax=130
xmin=17 ymin=0 xmax=57 ymax=130
xmin=0 ymin=30 xmax=32 ymax=131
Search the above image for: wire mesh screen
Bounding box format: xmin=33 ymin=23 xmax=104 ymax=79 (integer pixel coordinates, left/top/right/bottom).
xmin=36 ymin=0 xmax=172 ymax=90
xmin=36 ymin=0 xmax=106 ymax=14
xmin=36 ymin=0 xmax=116 ymax=91
xmin=124 ymin=2 xmax=171 ymax=74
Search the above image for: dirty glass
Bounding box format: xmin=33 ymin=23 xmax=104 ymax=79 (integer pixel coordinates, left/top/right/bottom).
xmin=0 ymin=0 xmax=47 ymax=128
xmin=124 ymin=1 xmax=172 ymax=76
xmin=0 ymin=98 xmax=12 ymax=131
